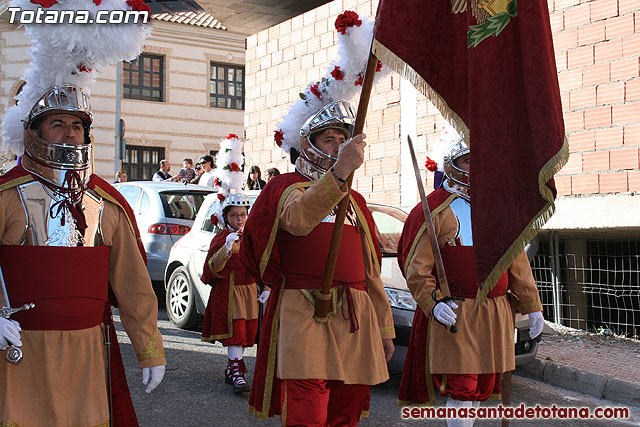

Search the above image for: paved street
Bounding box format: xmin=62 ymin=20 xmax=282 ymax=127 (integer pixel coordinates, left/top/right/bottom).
xmin=115 ymin=309 xmax=640 ymax=426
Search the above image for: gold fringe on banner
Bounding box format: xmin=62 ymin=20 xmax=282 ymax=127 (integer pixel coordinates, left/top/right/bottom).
xmin=371 ymin=39 xmax=470 ymax=148
xmin=476 ymin=135 xmax=569 ymax=305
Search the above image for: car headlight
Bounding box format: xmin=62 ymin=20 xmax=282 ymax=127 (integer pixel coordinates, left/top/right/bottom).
xmin=384 ymin=287 xmax=417 ymax=311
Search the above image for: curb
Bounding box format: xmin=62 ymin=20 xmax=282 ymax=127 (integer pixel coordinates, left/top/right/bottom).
xmin=514 ymin=358 xmax=640 ymax=408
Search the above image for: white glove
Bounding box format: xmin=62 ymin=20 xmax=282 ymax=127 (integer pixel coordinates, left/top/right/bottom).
xmin=142 ymin=365 xmax=166 ymax=393
xmin=257 ymin=290 xmax=271 ymax=304
xmin=528 ymin=311 xmax=544 ymax=339
xmin=432 ymin=301 xmax=458 ymax=327
xmin=0 ymin=317 xmax=22 ymax=350
xmin=225 ymin=232 xmax=240 ymax=253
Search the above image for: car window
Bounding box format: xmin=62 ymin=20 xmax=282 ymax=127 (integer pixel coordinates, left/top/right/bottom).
xmin=139 ymin=191 xmax=150 ymax=215
xmin=159 ymin=191 xmax=209 ymax=220
xmin=369 ymin=205 xmax=408 ymax=256
xmin=118 ymin=186 xmax=141 ymax=211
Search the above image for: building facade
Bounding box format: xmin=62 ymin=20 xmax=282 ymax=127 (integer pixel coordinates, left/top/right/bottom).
xmin=0 ymin=11 xmax=245 ymax=181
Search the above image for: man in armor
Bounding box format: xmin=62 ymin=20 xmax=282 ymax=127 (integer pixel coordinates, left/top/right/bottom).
xmin=241 ymin=100 xmax=395 ymax=426
xmin=397 ymin=139 xmax=545 ymax=426
xmin=0 ymin=84 xmax=166 ymax=426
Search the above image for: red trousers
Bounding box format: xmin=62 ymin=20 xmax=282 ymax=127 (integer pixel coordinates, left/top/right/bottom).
xmin=432 ymin=373 xmax=501 ymax=401
xmin=220 ymin=318 xmax=258 ymax=347
xmin=280 ymin=379 xmax=370 ymax=427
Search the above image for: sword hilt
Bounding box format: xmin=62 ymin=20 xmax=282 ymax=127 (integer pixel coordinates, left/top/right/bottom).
xmin=1 ymin=303 xmax=34 ymax=365
xmin=6 ymin=345 xmax=23 ymax=365
xmin=0 ymin=303 xmax=35 ymax=319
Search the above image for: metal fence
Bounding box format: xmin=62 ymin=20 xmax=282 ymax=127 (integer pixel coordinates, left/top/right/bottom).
xmin=530 ymin=233 xmax=640 ymax=338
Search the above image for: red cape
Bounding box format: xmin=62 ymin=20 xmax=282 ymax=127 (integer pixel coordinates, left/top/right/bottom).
xmin=240 ymin=172 xmax=381 ymax=419
xmin=397 ymin=187 xmax=455 ymax=278
xmin=0 ymin=165 xmax=146 ymax=426
xmin=201 ymin=227 xmax=254 ymax=342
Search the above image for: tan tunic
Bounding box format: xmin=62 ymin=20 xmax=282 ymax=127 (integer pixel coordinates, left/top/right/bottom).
xmin=0 ymin=183 xmax=165 ymax=427
xmin=276 ymin=172 xmax=395 ymax=385
xmin=209 ymin=245 xmax=259 ymax=320
xmin=406 ymin=204 xmax=543 ymax=375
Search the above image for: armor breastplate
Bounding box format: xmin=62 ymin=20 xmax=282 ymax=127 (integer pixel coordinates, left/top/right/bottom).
xmin=15 ymin=181 xmax=103 ymax=247
xmin=449 ymin=197 xmax=472 ymax=246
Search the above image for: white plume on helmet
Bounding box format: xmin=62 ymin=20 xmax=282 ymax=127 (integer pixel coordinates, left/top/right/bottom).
xmin=427 ymin=122 xmax=463 ymax=172
xmin=210 ymin=134 xmax=247 ymax=227
xmin=274 ymin=11 xmax=390 ymax=156
xmin=2 ymin=0 xmax=150 ymax=155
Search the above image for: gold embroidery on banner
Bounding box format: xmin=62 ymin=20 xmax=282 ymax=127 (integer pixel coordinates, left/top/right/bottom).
xmin=360 ymin=410 xmax=370 ymax=419
xmin=471 ymin=0 xmax=490 ymax=23
xmin=136 ymin=329 xmax=165 ymax=362
xmin=0 ymin=421 xmax=21 ymax=427
xmin=259 ymin=182 xmax=312 ymax=279
xmin=95 ymin=422 xmax=110 ymax=427
xmin=201 ymin=272 xmax=235 ymax=342
xmin=477 ymin=0 xmax=511 ymax=19
xmin=451 ymin=0 xmax=467 ymax=14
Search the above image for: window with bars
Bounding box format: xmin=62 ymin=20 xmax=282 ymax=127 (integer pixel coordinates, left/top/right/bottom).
xmin=123 ymin=54 xmax=164 ymax=102
xmin=123 ymin=145 xmax=165 ymax=181
xmin=209 ymin=63 xmax=244 ymax=110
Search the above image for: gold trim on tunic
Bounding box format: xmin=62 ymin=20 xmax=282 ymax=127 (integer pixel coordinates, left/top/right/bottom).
xmin=201 ymin=271 xmax=235 ymax=341
xmin=136 ymin=329 xmax=165 ymax=362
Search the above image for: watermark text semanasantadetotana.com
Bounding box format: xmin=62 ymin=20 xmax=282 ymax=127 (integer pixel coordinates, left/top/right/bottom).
xmin=402 ymin=404 xmax=630 ymax=420
xmin=7 ymin=7 xmax=149 ymax=24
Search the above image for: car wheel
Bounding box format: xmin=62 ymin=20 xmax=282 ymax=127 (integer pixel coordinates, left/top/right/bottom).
xmin=166 ymin=266 xmax=202 ymax=330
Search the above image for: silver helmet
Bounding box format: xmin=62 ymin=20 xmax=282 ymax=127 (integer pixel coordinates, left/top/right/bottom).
xmin=442 ymin=139 xmax=470 ymax=201
xmin=21 ymin=84 xmax=93 ymax=192
xmin=222 ymin=192 xmax=251 ymax=211
xmin=296 ymin=100 xmax=355 ymax=181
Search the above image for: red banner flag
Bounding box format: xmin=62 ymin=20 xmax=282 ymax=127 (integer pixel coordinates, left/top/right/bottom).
xmin=373 ymin=0 xmax=568 ymax=303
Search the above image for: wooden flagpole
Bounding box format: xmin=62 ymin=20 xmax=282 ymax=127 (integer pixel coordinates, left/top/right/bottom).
xmin=314 ymin=52 xmax=379 ymax=321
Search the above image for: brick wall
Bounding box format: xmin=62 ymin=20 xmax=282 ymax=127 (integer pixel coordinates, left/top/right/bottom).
xmin=553 ymin=0 xmax=640 ymax=195
xmin=245 ymin=0 xmax=640 ymax=203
